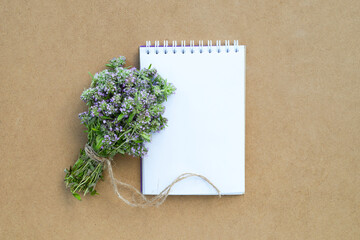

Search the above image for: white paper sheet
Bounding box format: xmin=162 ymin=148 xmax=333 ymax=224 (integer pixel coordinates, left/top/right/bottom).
xmin=140 ymin=44 xmax=245 ymax=195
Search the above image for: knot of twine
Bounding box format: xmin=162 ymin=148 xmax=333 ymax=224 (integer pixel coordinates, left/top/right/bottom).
xmin=84 ymin=144 xmax=221 ymax=207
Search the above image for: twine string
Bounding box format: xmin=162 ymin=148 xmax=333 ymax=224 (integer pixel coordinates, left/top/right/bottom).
xmin=84 ymin=144 xmax=221 ymax=207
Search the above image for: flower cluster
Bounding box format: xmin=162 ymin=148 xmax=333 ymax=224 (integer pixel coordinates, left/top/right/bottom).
xmin=65 ymin=56 xmax=175 ymax=199
xmin=79 ymin=56 xmax=175 ymax=158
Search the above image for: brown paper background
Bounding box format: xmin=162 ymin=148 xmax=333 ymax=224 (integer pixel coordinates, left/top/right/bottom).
xmin=1 ymin=0 xmax=359 ymax=239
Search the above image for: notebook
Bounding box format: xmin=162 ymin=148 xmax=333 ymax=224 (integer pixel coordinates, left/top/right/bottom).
xmin=139 ymin=40 xmax=245 ymax=195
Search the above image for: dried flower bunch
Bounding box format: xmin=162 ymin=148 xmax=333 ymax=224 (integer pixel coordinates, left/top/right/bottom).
xmin=64 ymin=56 xmax=176 ymax=200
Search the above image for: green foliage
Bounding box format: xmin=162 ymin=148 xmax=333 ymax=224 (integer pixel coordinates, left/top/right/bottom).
xmin=64 ymin=149 xmax=103 ymax=200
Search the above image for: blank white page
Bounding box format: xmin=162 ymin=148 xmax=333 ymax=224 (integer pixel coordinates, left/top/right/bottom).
xmin=140 ymin=43 xmax=245 ymax=195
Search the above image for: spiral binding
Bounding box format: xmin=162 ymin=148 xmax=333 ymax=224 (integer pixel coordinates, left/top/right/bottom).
xmin=145 ymin=40 xmax=240 ymax=54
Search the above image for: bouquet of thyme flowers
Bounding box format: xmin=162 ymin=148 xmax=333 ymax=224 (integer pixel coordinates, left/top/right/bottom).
xmin=64 ymin=56 xmax=175 ymax=200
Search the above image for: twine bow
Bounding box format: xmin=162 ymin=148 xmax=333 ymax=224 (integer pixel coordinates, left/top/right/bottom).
xmin=84 ymin=144 xmax=221 ymax=207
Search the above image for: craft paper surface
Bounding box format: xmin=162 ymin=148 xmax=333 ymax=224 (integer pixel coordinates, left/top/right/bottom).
xmin=140 ymin=45 xmax=245 ymax=195
xmin=1 ymin=1 xmax=359 ymax=239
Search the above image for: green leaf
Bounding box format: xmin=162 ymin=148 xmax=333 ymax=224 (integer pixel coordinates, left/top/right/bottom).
xmin=117 ymin=113 xmax=125 ymax=121
xmin=127 ymin=111 xmax=136 ymax=123
xmin=91 ymin=190 xmax=99 ymax=196
xmin=91 ymin=128 xmax=98 ymax=132
xmin=94 ymin=136 xmax=104 ymax=151
xmin=134 ymin=92 xmax=138 ymax=101
xmin=141 ymin=133 xmax=151 ymax=141
xmin=88 ymin=72 xmax=94 ymax=80
xmin=73 ymin=193 xmax=82 ymax=201
xmin=148 ymin=64 xmax=152 ymax=69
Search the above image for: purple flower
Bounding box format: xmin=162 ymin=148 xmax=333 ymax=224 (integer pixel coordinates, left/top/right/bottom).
xmin=78 ymin=56 xmax=175 ymax=157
